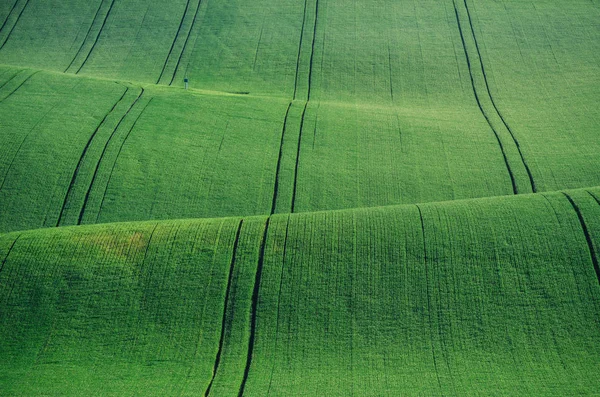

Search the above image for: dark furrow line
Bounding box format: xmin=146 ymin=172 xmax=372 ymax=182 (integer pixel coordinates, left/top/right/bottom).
xmin=0 ymin=71 xmax=38 ymax=104
xmin=0 ymin=0 xmax=20 ymax=35
xmin=452 ymin=2 xmax=518 ymax=195
xmin=462 ymin=0 xmax=536 ymax=192
xmin=266 ymin=215 xmax=291 ymax=396
xmin=75 ymin=0 xmax=116 ymax=74
xmin=77 ymin=89 xmax=144 ymax=224
xmin=0 ymin=234 xmax=21 ymax=276
xmin=238 ymin=217 xmax=271 ymax=397
xmin=64 ymin=0 xmax=106 ymax=73
xmin=290 ymin=102 xmax=308 ymax=213
xmin=56 ymin=87 xmax=129 ymax=226
xmin=168 ymin=0 xmax=203 ymax=86
xmin=292 ymin=0 xmax=309 ymax=100
xmin=563 ymin=193 xmax=600 ymax=285
xmin=0 ymin=70 xmax=20 ymax=92
xmin=270 ymin=102 xmax=293 ymax=214
xmin=388 ymin=45 xmax=394 ymax=102
xmin=306 ymin=0 xmax=320 ymax=101
xmin=204 ymin=219 xmax=244 ymax=397
xmin=156 ymin=0 xmax=193 ymax=84
xmin=252 ymin=24 xmax=264 ymax=71
xmin=415 ymin=204 xmax=443 ymax=391
xmin=587 ymin=190 xmax=600 ymax=207
xmin=0 ymin=0 xmax=29 ymax=50
xmin=96 ymin=97 xmax=153 ymax=222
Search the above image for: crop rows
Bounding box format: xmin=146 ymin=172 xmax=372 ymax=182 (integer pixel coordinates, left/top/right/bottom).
xmin=1 ymin=188 xmax=599 ymax=395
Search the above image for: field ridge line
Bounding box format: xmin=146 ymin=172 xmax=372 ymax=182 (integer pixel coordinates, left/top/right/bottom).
xmin=77 ymin=88 xmax=145 ymax=224
xmin=95 ymin=97 xmax=153 ymax=222
xmin=563 ymin=192 xmax=600 ymax=285
xmin=204 ymin=219 xmax=244 ymax=397
xmin=238 ymin=217 xmax=270 ymax=397
xmin=74 ymin=0 xmax=117 ymax=74
xmin=56 ymin=86 xmax=129 ymax=226
xmin=0 ymin=234 xmax=21 ymax=276
xmin=270 ymin=102 xmax=293 ymax=214
xmin=0 ymin=0 xmax=30 ymax=50
xmin=461 ymin=0 xmax=536 ymax=192
xmin=168 ymin=0 xmax=203 ymax=85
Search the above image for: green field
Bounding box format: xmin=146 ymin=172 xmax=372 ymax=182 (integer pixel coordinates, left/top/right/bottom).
xmin=0 ymin=0 xmax=599 ymax=395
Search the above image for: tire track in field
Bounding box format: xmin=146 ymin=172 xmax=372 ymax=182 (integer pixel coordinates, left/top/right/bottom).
xmin=56 ymin=86 xmax=129 ymax=226
xmin=64 ymin=0 xmax=111 ymax=73
xmin=270 ymin=102 xmax=293 ymax=214
xmin=76 ymin=89 xmax=145 ymax=224
xmin=0 ymin=70 xmax=38 ymax=104
xmin=160 ymin=0 xmax=203 ymax=86
xmin=290 ymin=0 xmax=320 ymax=213
xmin=266 ymin=215 xmax=291 ymax=396
xmin=0 ymin=234 xmax=21 ymax=276
xmin=238 ymin=217 xmax=270 ymax=397
xmin=156 ymin=0 xmax=194 ymax=84
xmin=204 ymin=219 xmax=244 ymax=397
xmin=0 ymin=69 xmax=21 ymax=91
xmin=415 ymin=204 xmax=443 ymax=392
xmin=96 ymin=97 xmax=153 ymax=223
xmin=458 ymin=0 xmax=536 ymax=193
xmin=452 ymin=1 xmax=518 ymax=195
xmin=563 ymin=192 xmax=600 ymax=285
xmin=0 ymin=0 xmax=19 ymax=35
xmin=0 ymin=0 xmax=30 ymax=51
xmin=292 ymin=0 xmax=309 ymax=100
xmin=73 ymin=0 xmax=117 ymax=74
xmin=291 ymin=102 xmax=308 ymax=213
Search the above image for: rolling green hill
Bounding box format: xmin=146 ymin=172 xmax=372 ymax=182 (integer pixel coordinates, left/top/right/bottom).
xmin=0 ymin=0 xmax=599 ymax=395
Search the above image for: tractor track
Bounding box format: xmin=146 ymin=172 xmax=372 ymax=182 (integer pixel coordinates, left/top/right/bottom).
xmin=74 ymin=0 xmax=117 ymax=74
xmin=167 ymin=0 xmax=203 ymax=85
xmin=290 ymin=102 xmax=308 ymax=213
xmin=563 ymin=192 xmax=600 ymax=285
xmin=0 ymin=234 xmax=21 ymax=276
xmin=204 ymin=219 xmax=244 ymax=397
xmin=157 ymin=0 xmax=194 ymax=84
xmin=0 ymin=0 xmax=30 ymax=50
xmin=96 ymin=97 xmax=153 ymax=222
xmin=270 ymin=102 xmax=293 ymax=214
xmin=77 ymin=89 xmax=145 ymax=224
xmin=56 ymin=86 xmax=129 ymax=226
xmin=238 ymin=217 xmax=270 ymax=397
xmin=64 ymin=0 xmax=108 ymax=73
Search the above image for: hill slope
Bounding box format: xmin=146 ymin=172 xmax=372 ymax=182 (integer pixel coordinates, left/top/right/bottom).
xmin=1 ymin=189 xmax=600 ymax=395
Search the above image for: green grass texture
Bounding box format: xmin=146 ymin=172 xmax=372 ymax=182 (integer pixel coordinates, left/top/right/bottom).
xmin=0 ymin=0 xmax=599 ymax=395
xmin=1 ymin=189 xmax=599 ymax=395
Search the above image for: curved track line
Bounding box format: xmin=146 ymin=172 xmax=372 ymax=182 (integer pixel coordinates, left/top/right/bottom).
xmin=204 ymin=219 xmax=244 ymax=397
xmin=290 ymin=102 xmax=308 ymax=213
xmin=77 ymin=89 xmax=145 ymax=224
xmin=0 ymin=0 xmax=30 ymax=50
xmin=168 ymin=0 xmax=203 ymax=86
xmin=292 ymin=0 xmax=309 ymax=100
xmin=238 ymin=217 xmax=270 ymax=397
xmin=0 ymin=234 xmax=21 ymax=276
xmin=563 ymin=192 xmax=600 ymax=285
xmin=64 ymin=0 xmax=106 ymax=73
xmin=270 ymin=102 xmax=293 ymax=214
xmin=461 ymin=0 xmax=536 ymax=192
xmin=0 ymin=71 xmax=38 ymax=104
xmin=452 ymin=1 xmax=518 ymax=195
xmin=75 ymin=0 xmax=116 ymax=74
xmin=0 ymin=0 xmax=20 ymax=35
xmin=157 ymin=0 xmax=193 ymax=84
xmin=56 ymin=87 xmax=128 ymax=226
xmin=95 ymin=97 xmax=153 ymax=223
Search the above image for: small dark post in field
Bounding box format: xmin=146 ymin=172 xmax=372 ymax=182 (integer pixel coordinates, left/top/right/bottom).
xmin=184 ymin=78 xmax=189 ymax=90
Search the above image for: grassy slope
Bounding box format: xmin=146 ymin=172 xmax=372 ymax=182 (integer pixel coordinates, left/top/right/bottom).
xmin=0 ymin=189 xmax=599 ymax=395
